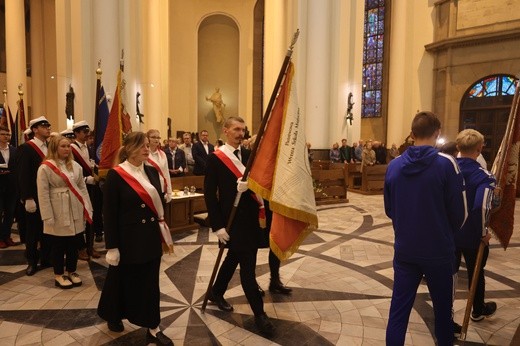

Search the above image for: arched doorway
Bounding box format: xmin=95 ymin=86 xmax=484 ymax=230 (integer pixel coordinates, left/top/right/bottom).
xmin=459 ymin=74 xmax=517 ymax=168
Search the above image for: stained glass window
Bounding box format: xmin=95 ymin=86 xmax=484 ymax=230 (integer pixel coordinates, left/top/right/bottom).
xmin=361 ymin=0 xmax=386 ymax=118
xmin=468 ymin=76 xmax=516 ymax=98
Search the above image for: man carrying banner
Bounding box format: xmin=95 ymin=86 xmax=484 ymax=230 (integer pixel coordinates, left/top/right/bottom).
xmin=72 ymin=121 xmax=101 ymax=260
xmin=204 ymin=116 xmax=274 ymax=336
xmin=17 ymin=116 xmax=53 ymax=275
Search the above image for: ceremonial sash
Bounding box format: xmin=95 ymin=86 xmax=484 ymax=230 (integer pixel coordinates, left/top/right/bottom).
xmin=147 ymin=152 xmax=168 ymax=193
xmin=113 ymin=165 xmax=174 ymax=253
xmin=42 ymin=160 xmax=93 ymax=224
xmin=70 ymin=143 xmax=93 ymax=176
xmin=26 ymin=140 xmax=46 ymax=160
xmin=214 ymin=147 xmax=266 ymax=228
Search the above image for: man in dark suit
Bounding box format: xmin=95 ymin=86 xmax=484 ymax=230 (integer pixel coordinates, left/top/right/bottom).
xmin=165 ymin=137 xmax=187 ymax=177
xmin=17 ymin=116 xmax=52 ymax=275
xmin=192 ymin=129 xmax=214 ymax=175
xmin=204 ymin=116 xmax=274 ymax=336
xmin=0 ymin=125 xmax=18 ymax=248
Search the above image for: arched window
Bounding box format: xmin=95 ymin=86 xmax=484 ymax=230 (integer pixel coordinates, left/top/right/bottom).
xmin=460 ymin=74 xmax=518 ymax=167
xmin=361 ymin=0 xmax=389 ymax=118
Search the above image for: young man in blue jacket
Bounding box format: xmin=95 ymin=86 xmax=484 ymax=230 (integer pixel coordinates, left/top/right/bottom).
xmin=384 ymin=111 xmax=467 ymax=345
xmin=455 ymin=129 xmax=497 ymax=322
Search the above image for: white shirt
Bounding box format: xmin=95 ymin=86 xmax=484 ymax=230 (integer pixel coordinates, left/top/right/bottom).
xmin=148 ymin=148 xmax=173 ymax=201
xmin=224 ymin=143 xmax=241 ymax=161
xmin=74 ymin=140 xmax=94 ymax=169
xmin=0 ymin=145 xmax=9 ymax=168
xmin=121 ymin=161 xmax=150 ymax=183
xmin=32 ymin=137 xmax=48 ymax=156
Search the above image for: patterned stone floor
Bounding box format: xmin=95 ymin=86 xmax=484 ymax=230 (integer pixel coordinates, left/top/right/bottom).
xmin=0 ymin=192 xmax=519 ymax=345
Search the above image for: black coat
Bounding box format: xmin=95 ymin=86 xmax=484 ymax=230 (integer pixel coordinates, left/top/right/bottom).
xmin=165 ymin=147 xmax=187 ymax=176
xmin=204 ymin=148 xmax=262 ymax=251
xmin=103 ymin=165 xmax=163 ymax=264
xmin=192 ymin=141 xmax=215 ymax=175
xmin=17 ymin=142 xmax=44 ymax=202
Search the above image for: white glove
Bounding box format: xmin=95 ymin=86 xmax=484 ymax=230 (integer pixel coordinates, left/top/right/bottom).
xmin=85 ymin=176 xmax=96 ymax=185
xmin=215 ymin=228 xmax=230 ymax=244
xmin=44 ymin=218 xmax=55 ymax=227
xmin=25 ymin=199 xmax=37 ymax=213
xmin=106 ymin=248 xmax=120 ymax=266
xmin=237 ymin=178 xmax=248 ymax=193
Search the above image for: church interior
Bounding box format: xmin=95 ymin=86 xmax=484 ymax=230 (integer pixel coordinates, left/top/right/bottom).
xmin=0 ymin=0 xmax=519 ymax=345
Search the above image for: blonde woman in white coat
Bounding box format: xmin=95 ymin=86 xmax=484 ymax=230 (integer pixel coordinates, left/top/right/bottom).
xmin=37 ymin=135 xmax=93 ymax=289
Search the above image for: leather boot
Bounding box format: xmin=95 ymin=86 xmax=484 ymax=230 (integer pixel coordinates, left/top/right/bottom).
xmin=78 ymin=249 xmax=90 ymax=261
xmin=269 ymin=278 xmax=292 ymax=295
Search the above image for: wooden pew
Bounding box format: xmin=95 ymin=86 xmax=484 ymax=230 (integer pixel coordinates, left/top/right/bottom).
xmin=311 ymin=166 xmax=348 ymax=205
xmin=360 ymin=164 xmax=387 ymax=194
xmin=346 ymin=163 xmax=362 ymax=190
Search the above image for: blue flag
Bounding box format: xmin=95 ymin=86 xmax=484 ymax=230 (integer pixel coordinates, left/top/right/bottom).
xmin=94 ymin=80 xmax=110 ymax=164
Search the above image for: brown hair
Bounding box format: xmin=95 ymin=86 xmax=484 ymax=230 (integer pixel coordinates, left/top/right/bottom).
xmin=411 ymin=111 xmax=441 ymax=139
xmin=46 ymin=135 xmax=73 ymax=171
xmin=224 ymin=116 xmax=245 ymax=128
xmin=118 ymin=131 xmax=147 ymax=163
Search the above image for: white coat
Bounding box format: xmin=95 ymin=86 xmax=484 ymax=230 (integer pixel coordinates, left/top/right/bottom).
xmin=37 ymin=160 xmax=93 ymax=236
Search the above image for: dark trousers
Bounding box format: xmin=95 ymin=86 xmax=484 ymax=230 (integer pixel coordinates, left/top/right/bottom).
xmin=50 ymin=234 xmax=79 ymax=275
xmin=0 ymin=183 xmax=16 ymax=240
xmin=80 ymin=184 xmax=96 ymax=251
xmin=213 ymin=248 xmax=264 ymax=316
xmin=25 ymin=210 xmax=51 ymax=266
xmin=15 ymin=201 xmax=26 ymax=243
xmin=456 ymin=245 xmax=489 ymax=314
xmin=269 ymin=249 xmax=281 ymax=280
xmin=92 ymin=184 xmax=104 ymax=236
xmin=386 ymin=258 xmax=454 ymax=346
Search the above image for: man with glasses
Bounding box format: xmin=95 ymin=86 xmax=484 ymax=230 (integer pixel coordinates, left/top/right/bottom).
xmin=179 ymin=132 xmax=195 ymax=174
xmin=0 ymin=126 xmax=18 ymax=248
xmin=17 ymin=116 xmax=53 ymax=275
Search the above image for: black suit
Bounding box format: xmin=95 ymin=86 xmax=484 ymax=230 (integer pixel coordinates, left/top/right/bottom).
xmin=0 ymin=145 xmax=17 ymax=240
xmin=204 ymin=147 xmax=264 ymax=316
xmin=192 ymin=141 xmax=214 ymax=175
xmin=165 ymin=147 xmax=187 ymax=177
xmin=98 ymin=164 xmax=163 ymax=328
xmin=17 ymin=142 xmax=50 ymax=266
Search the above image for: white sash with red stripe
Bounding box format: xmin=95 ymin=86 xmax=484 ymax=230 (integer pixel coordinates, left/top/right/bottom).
xmin=42 ymin=160 xmax=93 ymax=224
xmin=27 ymin=140 xmax=46 ymax=160
xmin=215 ymin=146 xmax=266 ymax=227
xmin=114 ymin=163 xmax=174 ymax=253
xmin=70 ymin=143 xmax=93 ymax=176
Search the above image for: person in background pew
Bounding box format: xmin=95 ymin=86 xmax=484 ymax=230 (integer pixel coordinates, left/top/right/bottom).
xmin=165 ymin=137 xmax=187 ymax=177
xmin=146 ymin=129 xmax=172 ymax=203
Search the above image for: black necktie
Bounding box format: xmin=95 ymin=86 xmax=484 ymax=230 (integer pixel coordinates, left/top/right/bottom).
xmin=234 ymin=149 xmax=240 ymax=160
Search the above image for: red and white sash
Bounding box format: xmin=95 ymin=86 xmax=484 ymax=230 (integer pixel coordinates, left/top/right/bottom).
xmin=42 ymin=160 xmax=93 ymax=224
xmin=27 ymin=140 xmax=46 ymax=160
xmin=70 ymin=143 xmax=93 ymax=176
xmin=214 ymin=146 xmax=266 ymax=228
xmin=114 ymin=164 xmax=174 ymax=253
xmin=146 ymin=150 xmax=168 ymax=193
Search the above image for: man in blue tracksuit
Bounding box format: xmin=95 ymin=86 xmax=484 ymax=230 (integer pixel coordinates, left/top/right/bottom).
xmin=454 ymin=129 xmax=497 ymax=322
xmin=384 ymin=111 xmax=467 ymax=346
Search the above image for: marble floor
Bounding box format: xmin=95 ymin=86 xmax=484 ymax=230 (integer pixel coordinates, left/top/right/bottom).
xmin=0 ymin=192 xmax=519 ymax=345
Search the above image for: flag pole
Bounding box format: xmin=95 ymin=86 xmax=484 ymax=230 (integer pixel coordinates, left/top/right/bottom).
xmin=459 ymin=80 xmax=520 ymax=340
xmin=201 ymin=29 xmax=300 ymax=312
xmin=2 ymin=89 xmax=8 ymax=132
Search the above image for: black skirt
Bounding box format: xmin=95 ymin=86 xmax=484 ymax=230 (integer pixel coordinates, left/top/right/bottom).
xmin=97 ymin=257 xmax=161 ymax=328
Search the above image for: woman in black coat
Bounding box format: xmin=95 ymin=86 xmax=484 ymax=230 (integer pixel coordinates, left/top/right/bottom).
xmin=97 ymin=132 xmax=173 ymax=346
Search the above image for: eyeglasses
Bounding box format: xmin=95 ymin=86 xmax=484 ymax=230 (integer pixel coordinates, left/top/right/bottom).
xmin=149 ymin=136 xmax=161 ymax=139
xmin=0 ymin=133 xmax=11 ymax=136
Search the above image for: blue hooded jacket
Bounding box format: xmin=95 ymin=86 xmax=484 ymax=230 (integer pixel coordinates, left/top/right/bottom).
xmin=454 ymin=158 xmax=495 ymax=249
xmin=384 ymin=146 xmax=467 ymax=264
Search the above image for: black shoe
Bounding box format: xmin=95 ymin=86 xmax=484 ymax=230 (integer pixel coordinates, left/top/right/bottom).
xmin=255 ymin=313 xmax=275 ymax=337
xmin=471 ymin=301 xmax=497 ymax=321
xmin=258 ymin=284 xmax=265 ymax=296
xmin=453 ymin=321 xmax=462 ymax=339
xmin=26 ymin=265 xmax=38 ymax=276
xmin=107 ymin=320 xmax=124 ymax=332
xmin=208 ymin=290 xmax=233 ymax=312
xmin=269 ymin=279 xmax=292 ymax=295
xmin=146 ymin=330 xmax=173 ymax=346
xmin=95 ymin=234 xmax=103 ymax=243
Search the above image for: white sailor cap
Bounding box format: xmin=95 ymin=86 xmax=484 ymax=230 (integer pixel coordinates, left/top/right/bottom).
xmin=60 ymin=129 xmax=75 ymax=138
xmin=29 ymin=116 xmax=51 ymax=129
xmin=72 ymin=120 xmax=90 ymax=132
